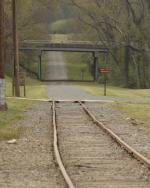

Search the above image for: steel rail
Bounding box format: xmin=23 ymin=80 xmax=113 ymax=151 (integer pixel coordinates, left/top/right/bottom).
xmin=52 ymin=101 xmax=75 ymax=188
xmin=80 ymin=102 xmax=150 ymax=169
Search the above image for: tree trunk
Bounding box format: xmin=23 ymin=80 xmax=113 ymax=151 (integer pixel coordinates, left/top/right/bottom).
xmin=0 ymin=0 xmax=7 ymax=110
xmin=146 ymin=0 xmax=150 ymax=10
xmin=0 ymin=79 xmax=6 ymax=110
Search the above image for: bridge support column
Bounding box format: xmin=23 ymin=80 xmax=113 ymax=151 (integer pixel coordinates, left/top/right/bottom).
xmin=93 ymin=52 xmax=98 ymax=82
xmin=38 ymin=53 xmax=42 ymax=80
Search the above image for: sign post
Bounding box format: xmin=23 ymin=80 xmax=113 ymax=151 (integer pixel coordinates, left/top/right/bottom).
xmin=100 ymin=67 xmax=110 ymax=96
xmin=104 ymin=75 xmax=107 ymax=96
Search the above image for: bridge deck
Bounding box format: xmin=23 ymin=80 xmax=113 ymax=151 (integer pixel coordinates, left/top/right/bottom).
xmin=20 ymin=41 xmax=108 ymax=53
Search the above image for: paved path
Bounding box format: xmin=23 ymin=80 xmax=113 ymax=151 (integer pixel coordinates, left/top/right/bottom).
xmin=47 ymin=82 xmax=150 ymax=102
xmin=46 ymin=52 xmax=114 ymax=101
xmin=46 ymin=52 xmax=150 ymax=103
xmin=47 ymin=82 xmax=115 ymax=101
xmin=45 ymin=52 xmax=67 ymax=80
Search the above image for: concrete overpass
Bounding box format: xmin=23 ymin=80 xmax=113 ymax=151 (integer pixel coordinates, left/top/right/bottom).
xmin=20 ymin=40 xmax=108 ymax=53
xmin=19 ymin=40 xmax=109 ymax=81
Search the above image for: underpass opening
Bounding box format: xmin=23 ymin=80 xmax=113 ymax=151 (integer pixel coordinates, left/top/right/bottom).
xmin=40 ymin=51 xmax=94 ymax=82
xmin=19 ymin=41 xmax=109 ymax=82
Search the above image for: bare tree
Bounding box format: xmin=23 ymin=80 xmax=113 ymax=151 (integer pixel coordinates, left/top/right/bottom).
xmin=67 ymin=0 xmax=150 ymax=87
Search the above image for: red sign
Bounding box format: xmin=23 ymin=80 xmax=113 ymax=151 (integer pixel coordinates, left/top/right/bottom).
xmin=100 ymin=67 xmax=110 ymax=74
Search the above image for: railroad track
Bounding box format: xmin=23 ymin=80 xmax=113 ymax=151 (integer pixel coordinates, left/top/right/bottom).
xmin=51 ymin=101 xmax=150 ymax=188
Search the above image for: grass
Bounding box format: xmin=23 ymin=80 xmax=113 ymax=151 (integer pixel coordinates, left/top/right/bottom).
xmin=80 ymin=82 xmax=150 ymax=100
xmin=0 ymin=76 xmax=47 ymax=140
xmin=80 ymin=82 xmax=150 ymax=128
xmin=65 ymin=53 xmax=93 ymax=81
xmin=0 ymin=99 xmax=31 ymax=140
xmin=66 ymin=60 xmax=93 ymax=81
xmin=116 ymin=103 xmax=150 ymax=125
xmin=114 ymin=102 xmax=150 ymax=135
xmin=6 ymin=76 xmax=47 ymax=99
xmin=24 ymin=78 xmax=47 ymax=99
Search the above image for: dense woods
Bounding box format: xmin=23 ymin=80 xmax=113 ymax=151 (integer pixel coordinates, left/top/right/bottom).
xmin=4 ymin=0 xmax=150 ymax=88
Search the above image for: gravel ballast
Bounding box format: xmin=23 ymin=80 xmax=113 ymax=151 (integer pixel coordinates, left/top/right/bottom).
xmin=0 ymin=102 xmax=65 ymax=188
xmin=86 ymin=102 xmax=150 ymax=159
xmin=56 ymin=102 xmax=150 ymax=188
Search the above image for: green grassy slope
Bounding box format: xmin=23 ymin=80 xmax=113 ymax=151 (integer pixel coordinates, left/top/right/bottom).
xmin=80 ymin=82 xmax=150 ymax=99
xmin=0 ymin=77 xmax=47 ymax=140
xmin=80 ymin=82 xmax=150 ymax=125
xmin=65 ymin=53 xmax=93 ymax=81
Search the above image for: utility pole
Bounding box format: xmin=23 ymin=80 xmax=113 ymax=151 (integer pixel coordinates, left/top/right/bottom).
xmin=12 ymin=0 xmax=20 ymax=97
xmin=0 ymin=0 xmax=7 ymax=110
